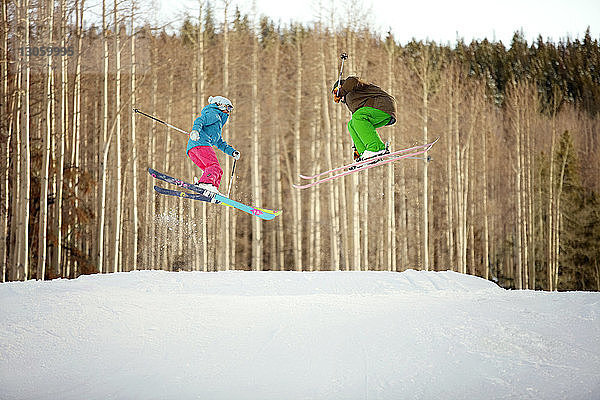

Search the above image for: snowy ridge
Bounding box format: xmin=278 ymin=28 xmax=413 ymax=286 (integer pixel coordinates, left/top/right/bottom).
xmin=0 ymin=269 xmax=501 ymax=298
xmin=0 ymin=270 xmax=503 ymax=300
xmin=1 ymin=270 xmax=598 ymax=400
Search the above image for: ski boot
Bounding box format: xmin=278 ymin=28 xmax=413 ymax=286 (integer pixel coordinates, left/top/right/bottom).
xmin=193 ymin=178 xmax=221 ymax=203
xmin=349 ymin=143 xmax=390 ymax=170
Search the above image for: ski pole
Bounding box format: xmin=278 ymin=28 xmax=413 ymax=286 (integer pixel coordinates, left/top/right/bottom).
xmin=226 ymin=159 xmax=237 ymax=198
xmin=133 ymin=108 xmax=189 ymax=135
xmin=335 ymin=52 xmax=348 ymax=96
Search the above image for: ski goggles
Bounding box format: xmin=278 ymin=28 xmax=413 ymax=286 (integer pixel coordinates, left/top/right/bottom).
xmin=217 ymin=103 xmax=234 ymax=113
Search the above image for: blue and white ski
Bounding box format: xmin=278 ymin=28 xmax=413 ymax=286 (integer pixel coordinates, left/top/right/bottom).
xmin=153 ymin=185 xmax=214 ymax=201
xmin=149 ymin=168 xmax=282 ymax=221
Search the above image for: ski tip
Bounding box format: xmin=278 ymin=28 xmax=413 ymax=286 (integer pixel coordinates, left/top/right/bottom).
xmin=298 ymin=174 xmax=315 ymax=180
xmin=292 ymin=183 xmax=310 ymax=190
xmin=256 ymin=207 xmax=283 ymax=218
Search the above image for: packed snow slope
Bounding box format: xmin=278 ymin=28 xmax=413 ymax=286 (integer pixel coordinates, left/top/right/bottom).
xmin=1 ymin=270 xmax=599 ymax=400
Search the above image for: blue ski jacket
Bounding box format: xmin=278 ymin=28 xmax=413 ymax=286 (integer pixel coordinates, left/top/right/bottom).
xmin=186 ymin=104 xmax=236 ymax=156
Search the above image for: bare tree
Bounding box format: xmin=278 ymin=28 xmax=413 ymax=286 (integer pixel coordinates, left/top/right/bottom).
xmin=319 ymin=28 xmax=340 ymax=270
xmin=292 ymin=27 xmax=303 ymax=271
xmin=112 ymin=0 xmax=123 ymax=272
xmin=197 ymin=1 xmax=208 ymax=270
xmin=410 ymin=44 xmax=440 ymax=271
xmin=251 ymin=3 xmax=262 ymax=271
xmin=144 ymin=34 xmax=159 ymax=270
xmin=0 ymin=0 xmax=8 ymax=281
xmin=37 ymin=0 xmax=55 ymax=280
xmin=506 ymin=82 xmax=530 ymax=289
xmin=97 ymin=0 xmax=110 ymax=273
xmin=547 ymin=90 xmax=559 ymax=290
xmin=130 ymin=0 xmax=139 ymax=270
xmin=69 ymin=0 xmax=84 ymax=277
xmin=482 ymin=111 xmax=491 ymax=280
xmin=19 ymin=0 xmax=31 ymax=279
xmin=385 ymin=37 xmax=396 ymax=271
xmin=221 ymin=0 xmax=231 ymax=271
xmin=268 ymin=28 xmax=285 ymax=270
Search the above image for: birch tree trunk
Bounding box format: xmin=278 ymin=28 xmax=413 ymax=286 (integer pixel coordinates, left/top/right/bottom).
xmin=464 ymin=89 xmax=479 ymax=275
xmin=69 ymin=0 xmax=83 ymax=277
xmin=130 ymin=3 xmax=139 ymax=270
xmin=553 ymin=147 xmax=569 ymax=290
xmin=396 ymin=81 xmax=408 ymax=270
xmin=308 ymin=101 xmax=320 ymax=271
xmin=525 ymin=110 xmax=535 ymax=288
xmin=421 ymin=61 xmax=430 ymax=271
xmin=269 ymin=35 xmax=284 ymax=270
xmin=221 ymin=0 xmax=230 ymax=271
xmin=112 ymin=0 xmax=122 ymax=273
xmin=519 ymin=90 xmax=530 ymax=289
xmin=20 ymin=0 xmax=31 ymax=279
xmin=10 ymin=28 xmax=21 ymax=280
xmin=187 ymin=0 xmax=204 ymax=272
xmin=385 ymin=42 xmax=396 ymax=271
xmin=319 ymin=33 xmax=340 ymax=269
xmin=292 ymin=29 xmax=302 ymax=271
xmin=452 ymin=71 xmax=466 ymax=274
xmin=38 ymin=0 xmax=54 ymax=280
xmin=9 ymin=2 xmax=20 ymax=280
xmin=514 ymin=98 xmax=524 ymax=290
xmin=445 ymin=74 xmax=455 ymax=271
xmin=161 ymin=71 xmax=175 ymax=269
xmin=251 ymin=6 xmax=262 ymax=271
xmin=143 ymin=37 xmax=158 ymax=270
xmin=347 ymin=36 xmax=360 ymax=271
xmin=548 ymin=133 xmax=555 ymax=289
xmin=196 ymin=3 xmax=208 ymax=270
xmin=55 ymin=0 xmax=67 ymax=276
xmin=0 ymin=0 xmax=8 ymax=280
xmin=468 ymin=132 xmax=475 ymax=275
xmin=410 ymin=44 xmax=439 ymax=271
xmin=522 ymin=105 xmax=531 ymax=289
xmin=97 ymin=0 xmax=109 ymax=273
xmin=482 ymin=114 xmax=490 ymax=280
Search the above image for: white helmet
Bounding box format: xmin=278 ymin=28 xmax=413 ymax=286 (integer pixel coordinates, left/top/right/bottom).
xmin=208 ymin=96 xmax=234 ymax=113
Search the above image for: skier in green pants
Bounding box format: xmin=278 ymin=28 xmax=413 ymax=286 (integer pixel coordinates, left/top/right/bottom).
xmin=332 ymin=76 xmax=397 ymax=161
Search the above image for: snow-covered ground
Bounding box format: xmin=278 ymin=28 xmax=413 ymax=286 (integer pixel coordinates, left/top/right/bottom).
xmin=1 ymin=269 xmax=598 ymax=400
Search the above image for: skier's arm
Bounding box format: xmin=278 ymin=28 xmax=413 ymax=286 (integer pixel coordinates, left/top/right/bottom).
xmin=338 ymin=76 xmax=359 ymax=97
xmin=214 ymin=136 xmax=236 ymax=157
xmin=189 ymin=116 xmax=205 ymax=140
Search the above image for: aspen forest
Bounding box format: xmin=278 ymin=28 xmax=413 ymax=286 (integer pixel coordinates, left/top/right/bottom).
xmin=2 ymin=0 xmax=599 ymax=291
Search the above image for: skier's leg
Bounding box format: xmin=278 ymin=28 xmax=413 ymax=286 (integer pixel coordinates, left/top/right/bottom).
xmin=188 ymin=146 xmax=223 ymax=188
xmin=347 ymin=119 xmax=366 ymax=154
xmin=350 ymin=107 xmax=392 ymax=153
xmin=188 ymin=146 xmax=207 ymax=172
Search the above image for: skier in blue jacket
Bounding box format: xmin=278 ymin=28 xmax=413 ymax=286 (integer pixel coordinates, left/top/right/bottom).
xmin=187 ymin=96 xmax=240 ymax=196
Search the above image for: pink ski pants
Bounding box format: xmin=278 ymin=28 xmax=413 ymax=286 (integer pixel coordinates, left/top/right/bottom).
xmin=188 ymin=146 xmax=223 ymax=188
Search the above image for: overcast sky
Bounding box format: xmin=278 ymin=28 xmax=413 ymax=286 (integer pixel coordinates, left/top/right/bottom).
xmin=159 ymin=0 xmax=598 ymax=45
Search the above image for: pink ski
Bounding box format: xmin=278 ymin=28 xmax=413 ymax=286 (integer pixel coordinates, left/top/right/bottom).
xmin=298 ymin=139 xmax=438 ymax=180
xmin=293 ymin=138 xmax=438 ymax=190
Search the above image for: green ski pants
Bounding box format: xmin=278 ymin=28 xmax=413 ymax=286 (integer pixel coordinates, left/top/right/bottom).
xmin=347 ymin=106 xmax=392 ymax=154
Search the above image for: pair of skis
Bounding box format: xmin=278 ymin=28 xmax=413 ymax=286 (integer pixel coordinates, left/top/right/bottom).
xmin=292 ymin=139 xmax=439 ymax=189
xmin=149 ymin=168 xmax=282 ymax=221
